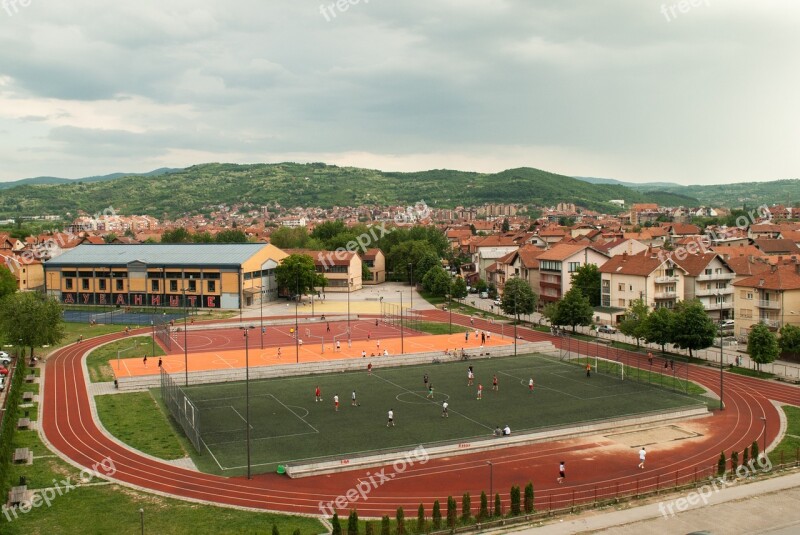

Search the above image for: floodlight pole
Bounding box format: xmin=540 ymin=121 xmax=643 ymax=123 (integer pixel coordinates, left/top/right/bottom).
xmin=295 ymin=275 xmax=300 ymax=364
xmin=718 ymin=292 xmax=724 ymax=411
xmin=448 ymin=293 xmax=452 ymax=334
xmin=240 ymin=325 xmax=254 ymax=479
xmin=150 ymin=320 xmax=154 ymax=357
xmin=514 ymin=293 xmax=518 ymax=356
xmin=408 ymin=262 xmax=413 ymax=311
xmin=347 ymin=279 xmax=351 ymax=337
xmin=182 ymin=287 xmax=189 ymax=387
xmin=761 ymin=416 xmax=767 ymax=457
xmin=260 ymin=288 xmax=264 ymax=350
xmin=399 ymin=291 xmax=404 ymax=354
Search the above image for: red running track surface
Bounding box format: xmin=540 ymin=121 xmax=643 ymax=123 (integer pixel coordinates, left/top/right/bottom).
xmin=41 ymin=313 xmax=800 ymax=516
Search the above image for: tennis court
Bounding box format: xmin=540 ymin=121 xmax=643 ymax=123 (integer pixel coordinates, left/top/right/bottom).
xmin=158 ymin=353 xmax=709 ymax=476
xmin=62 ymin=306 xmax=186 ymax=326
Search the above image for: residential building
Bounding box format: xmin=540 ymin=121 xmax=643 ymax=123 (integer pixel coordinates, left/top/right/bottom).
xmin=538 ymin=244 xmax=609 ymax=303
xmin=732 ymin=261 xmax=800 ymax=338
xmin=360 ymin=249 xmax=386 ymax=285
xmin=672 ymin=253 xmax=735 ymax=321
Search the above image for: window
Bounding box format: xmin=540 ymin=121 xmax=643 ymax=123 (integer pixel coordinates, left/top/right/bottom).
xmin=618 ymin=283 xmax=625 ymax=291
xmin=65 ymin=278 xmax=73 ymax=290
xmin=704 ymin=268 xmax=712 ymax=275
xmin=618 ymin=299 xmax=626 ymax=307
xmin=207 ymin=281 xmax=216 ymax=292
xmin=568 ymin=262 xmax=581 ymax=273
xmin=151 ymin=279 xmax=159 ymax=292
xmin=740 ymin=309 xmax=752 ymax=319
xmin=740 ymin=290 xmax=752 ymax=300
xmin=115 ymin=279 xmax=124 ymax=291
xmin=81 ymin=279 xmax=90 ymax=290
xmin=188 ymin=280 xmax=197 ymax=292
xmin=170 ymin=280 xmax=177 ymax=292
xmin=98 ymin=279 xmax=106 ymax=291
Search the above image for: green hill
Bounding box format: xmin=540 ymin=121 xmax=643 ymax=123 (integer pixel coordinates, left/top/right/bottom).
xmin=652 ymin=179 xmax=800 ymax=209
xmin=0 ymin=162 xmax=699 ymax=218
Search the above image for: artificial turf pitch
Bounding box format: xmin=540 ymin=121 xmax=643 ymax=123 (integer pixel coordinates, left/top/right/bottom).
xmin=168 ymin=353 xmax=707 ymax=476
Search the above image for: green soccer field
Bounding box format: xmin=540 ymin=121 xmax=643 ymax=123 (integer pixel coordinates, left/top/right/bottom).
xmin=167 ymin=353 xmax=708 ymax=476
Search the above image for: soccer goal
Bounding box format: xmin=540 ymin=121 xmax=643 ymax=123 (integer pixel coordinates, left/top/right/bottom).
xmin=593 ymin=356 xmax=625 ymax=381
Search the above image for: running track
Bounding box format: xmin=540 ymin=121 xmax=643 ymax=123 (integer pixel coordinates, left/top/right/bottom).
xmin=41 ymin=313 xmax=800 ymax=516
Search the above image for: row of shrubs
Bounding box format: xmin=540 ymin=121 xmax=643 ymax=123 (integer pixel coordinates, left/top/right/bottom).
xmin=269 ymin=483 xmax=536 ymax=535
xmin=0 ymin=357 xmax=28 ymax=496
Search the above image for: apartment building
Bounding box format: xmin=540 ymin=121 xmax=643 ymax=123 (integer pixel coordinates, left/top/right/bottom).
xmin=538 ymin=244 xmax=609 ymax=303
xmin=732 ymin=262 xmax=800 ymax=338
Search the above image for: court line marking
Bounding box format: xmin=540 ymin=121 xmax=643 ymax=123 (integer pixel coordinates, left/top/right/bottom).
xmin=372 ymin=372 xmax=493 ymax=431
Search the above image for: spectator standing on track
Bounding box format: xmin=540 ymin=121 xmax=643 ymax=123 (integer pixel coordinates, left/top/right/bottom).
xmin=387 ymin=409 xmax=395 ymax=427
xmin=465 ymin=331 xmax=469 ymax=343
xmin=558 ymin=461 xmax=566 ymax=484
xmin=648 ymin=351 xmax=653 ymax=366
xmin=481 ymin=331 xmax=486 ymax=344
xmin=334 ymin=394 xmax=339 ymax=411
xmin=158 ymin=358 xmax=162 ymax=368
xmin=327 ymin=322 xmax=331 ymax=332
xmin=277 ymin=347 xmax=282 ymax=359
xmin=315 ymin=386 xmax=322 ymax=402
xmin=638 ymin=447 xmax=646 ymax=469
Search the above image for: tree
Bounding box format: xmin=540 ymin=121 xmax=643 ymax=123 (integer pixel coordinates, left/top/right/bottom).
xmin=461 ymin=492 xmax=471 ymax=522
xmin=469 ymin=224 xmax=477 ymax=235
xmin=380 ymin=516 xmax=390 ymax=535
xmin=751 ymin=440 xmax=759 ymax=463
xmin=542 ymin=302 xmax=560 ymax=326
xmin=347 ymin=510 xmax=359 ymax=535
xmin=446 ymin=496 xmax=457 ymax=528
xmin=748 ymin=323 xmax=779 ymax=371
xmin=500 ymin=278 xmax=538 ymax=321
xmin=671 ymin=300 xmax=717 ymax=358
xmin=192 ymin=231 xmax=215 ymax=243
xmin=570 ymin=264 xmax=601 ymax=307
xmin=487 ymin=282 xmax=497 ymax=299
xmin=0 ymin=266 xmax=16 ymax=300
xmin=643 ymin=306 xmax=675 ymax=353
xmin=269 ymin=226 xmax=311 ymax=249
xmin=275 ymin=254 xmax=325 ymax=296
xmin=395 ymin=507 xmax=405 ymax=535
xmin=103 ymin=232 xmax=118 ymax=243
xmin=475 ymin=278 xmax=487 ymax=293
xmin=451 ymin=277 xmax=468 ymax=299
xmin=160 ymin=227 xmax=192 ymax=243
xmin=553 ymin=287 xmax=594 ymax=333
xmin=618 ymin=299 xmax=650 ymax=348
xmin=422 ymin=266 xmax=452 ymax=297
xmin=494 ymin=493 xmax=502 ymax=517
xmin=717 ymin=451 xmax=727 ymax=477
xmin=509 ymin=485 xmax=521 ymax=516
xmin=0 ymin=292 xmax=64 ymax=359
xmin=478 ymin=491 xmax=489 ymax=521
xmin=742 ymin=446 xmax=749 ymax=468
xmin=416 ymin=503 xmax=425 ymax=533
xmin=432 ymin=500 xmax=442 ymax=529
xmin=331 ymin=513 xmax=342 ymax=535
xmin=731 ymin=450 xmax=739 ymax=472
xmin=215 ymin=229 xmax=248 ymax=243
xmin=365 ymin=522 xmax=374 ymax=535
xmin=272 ymin=524 xmax=280 ymax=535
xmin=311 ymin=220 xmax=347 ymax=242
xmin=501 ymin=218 xmax=510 ymax=232
xmin=524 ymin=482 xmax=534 ymax=514
xmin=779 ymin=324 xmax=800 ymax=360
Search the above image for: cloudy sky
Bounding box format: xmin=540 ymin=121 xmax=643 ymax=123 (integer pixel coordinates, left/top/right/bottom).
xmin=0 ymin=0 xmax=798 ymax=184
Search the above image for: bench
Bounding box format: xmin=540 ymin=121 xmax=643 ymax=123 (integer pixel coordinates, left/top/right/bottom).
xmin=25 ymin=374 xmax=35 ymax=383
xmin=13 ymin=448 xmax=30 ymax=464
xmin=22 ymin=391 xmax=33 ymax=402
xmin=17 ymin=418 xmax=30 ymax=430
xmin=8 ymin=486 xmax=27 ymax=507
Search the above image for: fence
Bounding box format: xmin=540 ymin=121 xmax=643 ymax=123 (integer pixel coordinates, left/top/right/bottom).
xmin=380 ymin=301 xmax=422 ymax=332
xmin=0 ymin=356 xmax=27 ymax=498
xmin=62 ymin=305 xmax=189 ymax=326
xmin=160 ymin=368 xmax=202 ymax=452
xmin=155 ymin=322 xmax=172 ymax=351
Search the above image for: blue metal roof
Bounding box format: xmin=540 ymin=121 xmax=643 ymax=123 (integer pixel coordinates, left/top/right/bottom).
xmin=45 ymin=244 xmax=268 ymax=268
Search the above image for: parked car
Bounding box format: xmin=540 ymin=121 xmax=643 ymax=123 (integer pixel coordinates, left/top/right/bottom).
xmin=0 ymin=376 xmax=5 ymax=391
xmin=0 ymin=352 xmax=11 ymax=366
xmin=597 ymin=325 xmax=617 ymax=334
xmin=479 ymin=291 xmax=489 ymax=299
xmin=720 ymin=319 xmax=735 ymax=329
xmin=494 ymin=298 xmax=502 ymax=306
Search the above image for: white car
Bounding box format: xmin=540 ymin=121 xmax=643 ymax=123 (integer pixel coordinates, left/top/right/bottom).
xmin=494 ymin=298 xmax=502 ymax=306
xmin=0 ymin=376 xmax=5 ymax=391
xmin=0 ymin=352 xmax=11 ymax=366
xmin=720 ymin=320 xmax=735 ymax=329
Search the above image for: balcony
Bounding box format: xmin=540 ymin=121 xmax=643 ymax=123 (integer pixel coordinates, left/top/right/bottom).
xmin=540 ymin=280 xmax=561 ymax=288
xmin=695 ymin=287 xmax=733 ymax=297
xmin=655 ymin=276 xmax=678 ymax=284
xmin=697 ymin=272 xmax=736 ymax=282
xmin=757 ymin=300 xmax=781 ymax=310
xmin=759 ymin=318 xmax=780 ymax=328
xmin=654 ymin=291 xmax=678 ymax=299
xmin=704 ymin=302 xmax=733 ymax=310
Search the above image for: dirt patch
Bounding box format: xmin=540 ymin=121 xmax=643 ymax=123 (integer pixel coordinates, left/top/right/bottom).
xmin=605 ymin=425 xmax=701 ymax=448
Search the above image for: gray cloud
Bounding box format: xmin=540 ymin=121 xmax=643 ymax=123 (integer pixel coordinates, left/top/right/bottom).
xmin=0 ymin=0 xmax=798 ymax=184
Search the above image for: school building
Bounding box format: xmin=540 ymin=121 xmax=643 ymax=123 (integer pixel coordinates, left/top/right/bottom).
xmin=43 ymin=243 xmax=288 ymax=310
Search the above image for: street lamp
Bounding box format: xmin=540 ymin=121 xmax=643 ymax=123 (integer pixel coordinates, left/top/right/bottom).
xmin=260 ymin=288 xmax=265 ymax=350
xmin=398 ymin=291 xmax=405 ymax=354
xmin=718 ymin=292 xmax=724 ymax=411
xmin=761 ymin=416 xmax=767 ymax=458
xmin=487 ymin=461 xmax=494 ymax=516
xmin=347 ymin=278 xmax=352 ymax=337
xmin=447 ymin=293 xmax=452 ymax=334
xmin=408 ymin=262 xmax=414 ymax=311
xmin=239 ymin=325 xmax=255 ymax=479
xmin=513 ymin=291 xmax=518 ymax=357
xmin=150 ymin=320 xmax=154 ymax=357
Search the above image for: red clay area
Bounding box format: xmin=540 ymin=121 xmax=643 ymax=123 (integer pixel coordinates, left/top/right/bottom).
xmin=113 ymin=319 xmax=510 ymax=378
xmin=41 ymin=312 xmax=800 ymax=516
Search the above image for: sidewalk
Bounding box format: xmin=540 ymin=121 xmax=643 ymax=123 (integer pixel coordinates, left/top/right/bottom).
xmin=490 ymin=470 xmax=800 ymax=535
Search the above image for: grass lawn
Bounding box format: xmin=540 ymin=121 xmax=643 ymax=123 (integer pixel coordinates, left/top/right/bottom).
xmin=96 ymin=391 xmax=187 ymax=460
xmin=770 ymin=405 xmax=800 ymax=466
xmin=87 ymin=336 xmax=166 ymax=383
xmin=413 ymin=321 xmax=471 ymax=335
xmin=728 ymin=366 xmax=775 ymax=379
xmin=1 ymin=484 xmax=324 ymax=535
xmin=160 ymin=353 xmax=707 ymax=476
xmin=419 ymin=291 xmax=507 ymax=320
